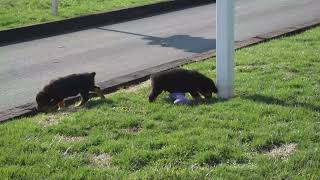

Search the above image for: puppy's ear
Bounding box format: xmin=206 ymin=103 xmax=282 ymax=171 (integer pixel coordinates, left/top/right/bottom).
xmin=91 ymin=72 xmax=96 ymax=77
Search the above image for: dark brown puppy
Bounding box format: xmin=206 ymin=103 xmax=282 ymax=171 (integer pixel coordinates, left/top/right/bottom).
xmin=36 ymin=72 xmax=105 ymax=111
xmin=149 ymin=69 xmax=218 ymax=102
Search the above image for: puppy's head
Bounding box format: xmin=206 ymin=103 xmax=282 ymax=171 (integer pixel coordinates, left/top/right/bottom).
xmin=87 ymin=72 xmax=96 ymax=87
xmin=199 ymin=77 xmax=218 ymax=99
xmin=36 ymin=91 xmax=53 ymax=112
xmin=209 ymin=80 xmax=218 ymax=94
xmin=90 ymin=72 xmax=96 ymax=78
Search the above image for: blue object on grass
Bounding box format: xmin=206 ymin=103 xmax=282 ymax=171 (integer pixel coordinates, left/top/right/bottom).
xmin=169 ymin=92 xmax=192 ymax=105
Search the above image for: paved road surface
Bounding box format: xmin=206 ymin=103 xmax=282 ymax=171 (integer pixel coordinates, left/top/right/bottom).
xmin=1 ymin=0 xmax=320 ymax=110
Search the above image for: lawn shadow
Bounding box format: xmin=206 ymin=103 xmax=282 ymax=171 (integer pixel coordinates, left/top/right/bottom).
xmin=242 ymin=94 xmax=320 ymax=111
xmin=84 ymin=98 xmax=115 ymax=109
xmin=202 ymin=97 xmax=225 ymax=105
xmin=291 ymin=38 xmax=319 ymax=43
xmin=163 ymin=96 xmax=221 ymax=106
xmin=96 ymin=27 xmax=216 ymax=53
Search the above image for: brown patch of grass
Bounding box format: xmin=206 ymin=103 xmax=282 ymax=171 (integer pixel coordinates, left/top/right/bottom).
xmin=39 ymin=107 xmax=78 ymax=127
xmin=60 ymin=106 xmax=79 ymax=113
xmin=235 ymin=63 xmax=264 ymax=73
xmin=124 ymin=126 xmax=142 ymax=133
xmin=90 ymin=153 xmax=113 ymax=167
xmin=266 ymin=143 xmax=298 ymax=158
xmin=40 ymin=115 xmax=60 ymax=127
xmin=59 ymin=135 xmax=85 ymax=142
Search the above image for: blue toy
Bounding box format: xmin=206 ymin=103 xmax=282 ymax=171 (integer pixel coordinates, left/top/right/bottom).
xmin=169 ymin=92 xmax=192 ymax=105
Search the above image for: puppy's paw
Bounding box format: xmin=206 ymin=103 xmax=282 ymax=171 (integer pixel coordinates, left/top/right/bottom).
xmin=75 ymin=102 xmax=82 ymax=107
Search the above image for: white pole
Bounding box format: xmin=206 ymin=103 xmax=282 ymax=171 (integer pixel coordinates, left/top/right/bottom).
xmin=52 ymin=0 xmax=58 ymax=16
xmin=216 ymin=0 xmax=235 ymax=99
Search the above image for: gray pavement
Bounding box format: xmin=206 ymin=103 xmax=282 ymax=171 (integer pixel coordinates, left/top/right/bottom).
xmin=1 ymin=0 xmax=320 ymax=110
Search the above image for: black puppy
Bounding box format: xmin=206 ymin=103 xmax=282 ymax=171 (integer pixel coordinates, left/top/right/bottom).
xmin=149 ymin=69 xmax=218 ymax=102
xmin=36 ymin=72 xmax=105 ymax=111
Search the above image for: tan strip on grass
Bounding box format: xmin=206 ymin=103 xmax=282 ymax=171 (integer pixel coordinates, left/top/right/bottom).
xmin=90 ymin=153 xmax=113 ymax=167
xmin=266 ymin=143 xmax=298 ymax=158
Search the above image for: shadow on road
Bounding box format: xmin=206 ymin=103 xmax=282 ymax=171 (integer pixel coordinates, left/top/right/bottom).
xmin=96 ymin=27 xmax=216 ymax=53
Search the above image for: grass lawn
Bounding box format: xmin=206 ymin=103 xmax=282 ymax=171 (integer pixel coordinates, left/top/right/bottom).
xmin=0 ymin=0 xmax=165 ymax=30
xmin=1 ymin=27 xmax=320 ymax=179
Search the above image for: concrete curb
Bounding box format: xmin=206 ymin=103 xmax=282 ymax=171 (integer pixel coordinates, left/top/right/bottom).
xmin=0 ymin=0 xmax=214 ymax=45
xmin=0 ymin=18 xmax=319 ymax=123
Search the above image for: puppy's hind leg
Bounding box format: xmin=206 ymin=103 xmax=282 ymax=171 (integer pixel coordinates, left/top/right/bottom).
xmin=76 ymin=91 xmax=89 ymax=107
xmin=57 ymin=100 xmax=65 ymax=110
xmin=190 ymin=91 xmax=202 ymax=103
xmin=93 ymin=86 xmax=105 ymax=100
xmin=190 ymin=91 xmax=201 ymax=100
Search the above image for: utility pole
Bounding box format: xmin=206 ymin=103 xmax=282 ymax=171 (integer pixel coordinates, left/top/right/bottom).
xmin=52 ymin=0 xmax=58 ymax=16
xmin=216 ymin=0 xmax=235 ymax=99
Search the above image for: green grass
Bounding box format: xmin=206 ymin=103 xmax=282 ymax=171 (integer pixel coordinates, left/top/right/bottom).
xmin=0 ymin=0 xmax=165 ymax=30
xmin=1 ymin=27 xmax=320 ymax=179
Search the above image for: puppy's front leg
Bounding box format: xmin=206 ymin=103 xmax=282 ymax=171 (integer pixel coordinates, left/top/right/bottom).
xmin=149 ymin=88 xmax=162 ymax=102
xmin=190 ymin=91 xmax=202 ymax=102
xmin=93 ymin=86 xmax=105 ymax=100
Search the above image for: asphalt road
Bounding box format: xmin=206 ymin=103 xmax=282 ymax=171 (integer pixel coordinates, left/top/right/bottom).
xmin=1 ymin=0 xmax=320 ymax=111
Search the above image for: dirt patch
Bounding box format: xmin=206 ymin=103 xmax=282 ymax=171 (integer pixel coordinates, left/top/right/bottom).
xmin=60 ymin=106 xmax=79 ymax=113
xmin=39 ymin=107 xmax=78 ymax=127
xmin=236 ymin=65 xmax=260 ymax=73
xmin=40 ymin=115 xmax=60 ymax=127
xmin=59 ymin=135 xmax=85 ymax=142
xmin=124 ymin=126 xmax=142 ymax=134
xmin=266 ymin=143 xmax=297 ymax=158
xmin=90 ymin=153 xmax=113 ymax=167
